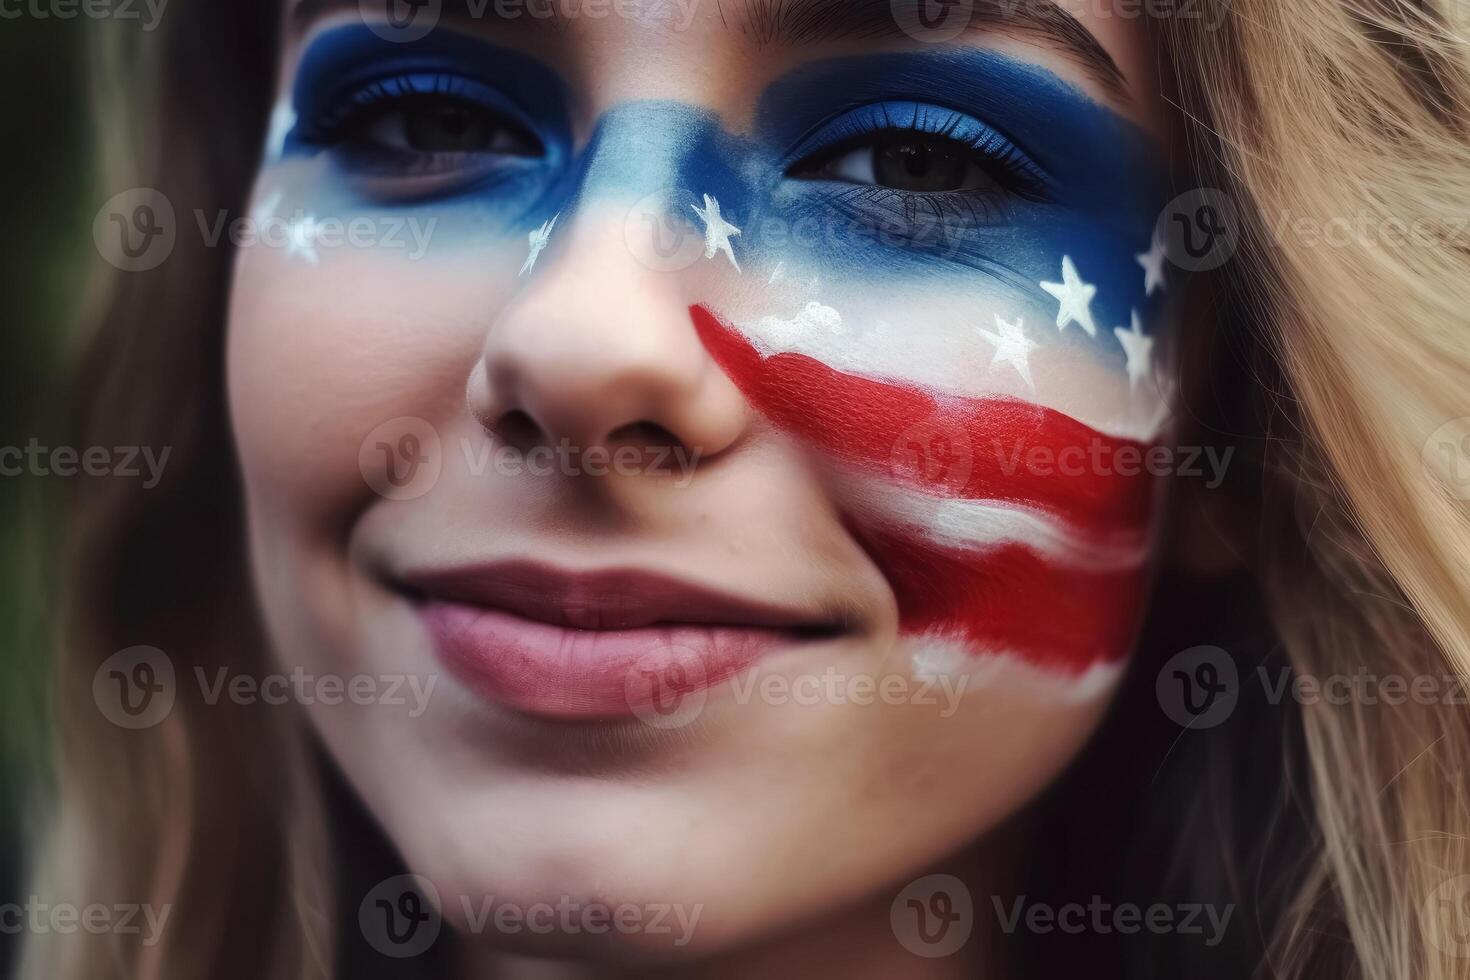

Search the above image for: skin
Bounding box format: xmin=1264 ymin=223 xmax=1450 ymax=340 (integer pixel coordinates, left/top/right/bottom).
xmin=228 ymin=3 xmax=1177 ymax=976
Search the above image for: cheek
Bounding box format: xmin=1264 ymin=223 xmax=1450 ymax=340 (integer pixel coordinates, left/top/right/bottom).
xmin=690 ymin=281 xmax=1172 ymax=683
xmin=225 ymin=226 xmax=515 ymax=527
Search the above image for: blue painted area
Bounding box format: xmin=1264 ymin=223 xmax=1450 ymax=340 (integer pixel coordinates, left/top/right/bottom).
xmin=280 ymin=25 xmax=1170 ymax=348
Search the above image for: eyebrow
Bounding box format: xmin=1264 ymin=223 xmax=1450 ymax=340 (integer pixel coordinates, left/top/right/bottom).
xmin=725 ymin=0 xmax=1127 ymax=97
xmin=292 ymin=0 xmax=1128 ymax=99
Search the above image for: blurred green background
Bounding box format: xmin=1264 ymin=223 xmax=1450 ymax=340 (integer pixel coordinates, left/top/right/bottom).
xmin=0 ymin=10 xmax=93 ymax=976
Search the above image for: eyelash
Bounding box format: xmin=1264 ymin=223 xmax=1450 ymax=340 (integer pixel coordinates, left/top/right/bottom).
xmin=299 ymin=72 xmax=545 ymax=176
xmin=299 ymin=80 xmax=1048 ymax=226
xmin=786 ymin=102 xmax=1050 ymax=200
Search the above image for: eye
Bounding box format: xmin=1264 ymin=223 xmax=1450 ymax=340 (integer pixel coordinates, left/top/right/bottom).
xmin=349 ymin=97 xmax=542 ymax=158
xmin=807 ymin=133 xmax=998 ymax=194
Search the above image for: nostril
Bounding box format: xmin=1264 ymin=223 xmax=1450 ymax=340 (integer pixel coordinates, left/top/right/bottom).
xmin=608 ymin=421 xmax=684 ymax=452
xmin=490 ymin=409 xmax=544 ymax=452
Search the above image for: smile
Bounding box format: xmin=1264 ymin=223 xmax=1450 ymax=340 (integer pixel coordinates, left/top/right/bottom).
xmin=397 ymin=561 xmax=843 ymax=720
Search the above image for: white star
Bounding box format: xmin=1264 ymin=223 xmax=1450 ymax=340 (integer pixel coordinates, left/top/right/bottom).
xmin=977 ymin=314 xmax=1039 ymax=390
xmin=1113 ymin=310 xmax=1154 ymax=390
xmin=1039 ymin=255 xmax=1098 ymax=337
xmin=1136 ymin=229 xmax=1167 ymax=296
xmin=690 ymin=194 xmax=741 ymax=273
xmin=265 ymin=102 xmax=297 ymax=163
xmin=519 ymin=213 xmax=558 ymax=276
xmin=285 ymin=213 xmax=319 ymax=265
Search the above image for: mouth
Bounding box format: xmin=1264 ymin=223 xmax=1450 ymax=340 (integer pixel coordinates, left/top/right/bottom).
xmin=395 ymin=561 xmax=842 ymax=721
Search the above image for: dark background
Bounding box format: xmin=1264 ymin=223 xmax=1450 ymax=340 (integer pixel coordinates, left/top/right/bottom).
xmin=0 ymin=10 xmax=93 ymax=976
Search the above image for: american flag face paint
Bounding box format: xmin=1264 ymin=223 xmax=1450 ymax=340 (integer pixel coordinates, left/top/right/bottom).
xmin=271 ymin=24 xmax=1173 ymax=695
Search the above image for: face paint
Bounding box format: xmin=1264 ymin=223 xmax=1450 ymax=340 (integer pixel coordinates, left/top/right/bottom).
xmin=273 ymin=26 xmax=1171 ymax=689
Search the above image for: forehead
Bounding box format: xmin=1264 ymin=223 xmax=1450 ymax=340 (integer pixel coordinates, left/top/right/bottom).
xmin=282 ymin=0 xmax=1166 ymax=134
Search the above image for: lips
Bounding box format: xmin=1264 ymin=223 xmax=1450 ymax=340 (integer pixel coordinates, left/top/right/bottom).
xmin=400 ymin=562 xmax=835 ymax=720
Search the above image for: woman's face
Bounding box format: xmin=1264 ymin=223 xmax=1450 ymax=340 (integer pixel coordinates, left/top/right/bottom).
xmin=229 ymin=0 xmax=1175 ymax=959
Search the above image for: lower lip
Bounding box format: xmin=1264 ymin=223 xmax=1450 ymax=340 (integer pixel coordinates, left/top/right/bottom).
xmin=420 ymin=601 xmax=794 ymax=720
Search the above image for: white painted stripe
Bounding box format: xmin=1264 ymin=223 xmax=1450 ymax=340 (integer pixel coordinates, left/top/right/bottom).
xmin=844 ymin=472 xmax=1148 ymax=572
xmin=907 ymin=634 xmax=1126 ymax=704
xmin=732 ymin=299 xmax=1171 ymax=443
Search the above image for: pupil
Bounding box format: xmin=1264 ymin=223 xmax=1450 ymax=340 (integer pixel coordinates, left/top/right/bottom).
xmin=407 ymin=106 xmax=490 ymax=151
xmin=874 ymin=137 xmax=968 ymax=192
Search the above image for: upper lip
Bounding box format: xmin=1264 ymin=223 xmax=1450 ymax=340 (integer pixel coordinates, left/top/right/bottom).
xmin=395 ymin=560 xmax=836 ymax=634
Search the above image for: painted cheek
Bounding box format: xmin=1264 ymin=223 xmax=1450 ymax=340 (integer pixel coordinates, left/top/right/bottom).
xmin=690 ymin=304 xmax=1161 ymax=677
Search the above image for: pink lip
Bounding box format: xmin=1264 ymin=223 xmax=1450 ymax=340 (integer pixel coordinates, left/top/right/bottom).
xmin=401 ymin=562 xmax=833 ymax=720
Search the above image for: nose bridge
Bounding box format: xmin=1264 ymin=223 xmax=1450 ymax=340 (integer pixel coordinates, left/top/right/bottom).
xmin=467 ymin=102 xmax=754 ymax=459
xmin=574 ymin=100 xmax=749 ymax=208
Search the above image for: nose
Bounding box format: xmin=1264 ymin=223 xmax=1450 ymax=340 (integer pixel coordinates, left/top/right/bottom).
xmin=467 ymin=204 xmax=749 ymax=464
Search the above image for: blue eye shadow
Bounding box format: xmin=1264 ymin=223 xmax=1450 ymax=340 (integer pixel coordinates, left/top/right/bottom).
xmin=276 ymin=31 xmax=1171 ymax=340
xmin=285 ymin=25 xmax=572 ymax=160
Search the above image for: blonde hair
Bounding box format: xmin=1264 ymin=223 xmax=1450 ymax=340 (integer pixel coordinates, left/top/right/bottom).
xmin=24 ymin=0 xmax=1470 ymax=976
xmin=1164 ymin=0 xmax=1470 ymax=975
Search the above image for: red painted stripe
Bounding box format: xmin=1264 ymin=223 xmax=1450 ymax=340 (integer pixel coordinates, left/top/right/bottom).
xmin=858 ymin=526 xmax=1145 ymax=671
xmin=691 ymin=304 xmax=1155 ymax=537
xmin=692 ymin=303 xmax=1154 ymax=673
